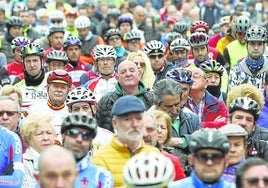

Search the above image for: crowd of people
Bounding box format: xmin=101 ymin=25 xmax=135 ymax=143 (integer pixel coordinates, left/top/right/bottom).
xmin=0 ymin=0 xmax=268 ymax=187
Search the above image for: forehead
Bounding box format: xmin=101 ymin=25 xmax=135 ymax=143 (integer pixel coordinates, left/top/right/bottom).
xmin=0 ymin=99 xmax=17 ymax=108
xmin=71 ymin=101 xmax=91 ymax=107
xmin=232 ymin=110 xmax=254 ymax=118
xmin=143 ymin=114 xmax=156 ymax=127
xmin=24 ymin=55 xmax=40 ymax=61
xmin=190 ymin=68 xmax=205 ymax=76
xmin=162 ymin=94 xmax=181 ymax=103
xmin=118 ymin=62 xmax=137 ymax=71
xmin=244 ymin=165 xmax=268 ymax=177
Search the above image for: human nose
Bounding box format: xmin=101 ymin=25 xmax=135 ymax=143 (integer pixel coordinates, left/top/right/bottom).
xmin=56 ymin=176 xmax=65 ymax=188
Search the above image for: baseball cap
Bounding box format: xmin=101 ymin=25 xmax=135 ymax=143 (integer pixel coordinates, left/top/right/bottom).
xmin=111 ymin=95 xmax=146 ymax=116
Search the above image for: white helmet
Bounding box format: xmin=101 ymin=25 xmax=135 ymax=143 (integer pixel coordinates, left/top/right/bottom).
xmin=123 ymin=152 xmax=174 ymax=188
xmin=92 ymin=44 xmax=116 ymax=61
xmin=50 ymin=10 xmax=65 ymax=21
xmin=75 ymin=16 xmax=91 ymax=29
xmin=143 ymin=40 xmax=165 ymax=54
xmin=66 ymin=87 xmax=96 ymax=107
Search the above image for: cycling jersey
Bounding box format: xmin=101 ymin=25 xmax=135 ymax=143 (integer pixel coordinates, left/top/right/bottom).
xmin=75 ymin=155 xmax=114 ymax=188
xmin=0 ymin=126 xmax=24 ymax=188
xmin=65 ymin=61 xmax=90 ymax=87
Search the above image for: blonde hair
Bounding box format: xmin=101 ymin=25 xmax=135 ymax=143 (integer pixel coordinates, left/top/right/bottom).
xmin=227 ymin=84 xmax=264 ymax=109
xmin=21 ymin=113 xmax=56 ymax=146
xmin=151 ymin=109 xmax=172 ymax=145
xmin=127 ymin=50 xmax=155 ymax=90
xmin=1 ymin=84 xmax=22 ymax=107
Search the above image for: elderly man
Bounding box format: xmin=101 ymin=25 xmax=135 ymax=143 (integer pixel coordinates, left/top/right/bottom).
xmin=92 ymin=95 xmax=159 ymax=187
xmin=96 ymin=60 xmax=153 ymax=132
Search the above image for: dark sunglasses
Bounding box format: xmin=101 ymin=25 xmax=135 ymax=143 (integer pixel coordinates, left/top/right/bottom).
xmin=67 ymin=129 xmax=92 ymax=141
xmin=51 ymin=20 xmax=62 ymax=24
xmin=245 ymin=177 xmax=268 ymax=186
xmin=195 ymin=152 xmax=224 ymax=163
xmin=149 ymin=54 xmax=164 ymax=59
xmin=0 ymin=111 xmax=18 ymax=117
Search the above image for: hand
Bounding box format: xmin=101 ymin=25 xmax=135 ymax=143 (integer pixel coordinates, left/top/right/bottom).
xmin=214 ymin=116 xmax=227 ymax=122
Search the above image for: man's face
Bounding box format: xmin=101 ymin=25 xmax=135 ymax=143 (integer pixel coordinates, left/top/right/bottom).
xmin=62 ymin=127 xmax=93 ymax=159
xmin=48 ymin=61 xmax=65 ymax=72
xmin=172 ymin=49 xmax=188 ymax=60
xmin=29 ymin=121 xmax=55 ymax=153
xmin=96 ymin=57 xmax=115 ymax=75
xmin=37 ymin=156 xmax=78 ymax=188
xmin=66 ymin=15 xmax=76 ymax=27
xmin=157 ymin=94 xmax=181 ymax=122
xmin=189 ymin=149 xmax=227 ymax=183
xmin=49 ymin=32 xmax=64 ymax=49
xmin=227 ymin=136 xmax=246 ymax=166
xmin=66 ymin=46 xmax=81 ymax=62
xmin=192 ymin=45 xmax=208 ymax=62
xmin=149 ymin=53 xmax=165 ymax=71
xmin=190 ymin=69 xmax=208 ymax=91
xmin=70 ymin=101 xmax=96 ymax=115
xmin=14 ymin=48 xmax=23 ymax=62
xmin=230 ymin=110 xmax=255 ymax=135
xmin=133 ymin=10 xmax=145 ymax=25
xmin=247 ymin=41 xmax=264 ymax=60
xmin=47 ymin=82 xmax=69 ymax=106
xmin=24 ymin=55 xmax=42 ymax=77
xmin=78 ymin=27 xmax=89 ymax=38
xmin=180 ymin=83 xmax=191 ymax=107
xmin=112 ymin=112 xmax=144 ymax=143
xmin=241 ymin=165 xmax=268 ymax=188
xmin=126 ymin=40 xmax=141 ymax=52
xmin=143 ymin=114 xmax=157 ymax=146
xmin=0 ymin=99 xmax=20 ymax=131
xmin=206 ymin=72 xmax=221 ymax=86
xmin=19 ymin=11 xmax=29 ymax=27
xmin=108 ymin=35 xmax=122 ymax=48
xmin=236 ymin=32 xmax=246 ymax=44
xmin=117 ymin=62 xmax=141 ymax=88
xmin=9 ymin=26 xmax=22 ymax=38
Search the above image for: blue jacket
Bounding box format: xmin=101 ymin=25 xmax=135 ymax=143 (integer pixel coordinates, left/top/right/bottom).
xmin=257 ymin=91 xmax=268 ymax=129
xmin=75 ymin=155 xmax=114 ymax=188
xmin=168 ymin=171 xmax=235 ymax=188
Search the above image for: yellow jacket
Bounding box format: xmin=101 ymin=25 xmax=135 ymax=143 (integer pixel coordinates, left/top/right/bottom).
xmin=92 ymin=136 xmax=159 ymax=187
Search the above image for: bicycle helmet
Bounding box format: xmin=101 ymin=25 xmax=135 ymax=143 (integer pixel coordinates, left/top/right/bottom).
xmin=50 ymin=10 xmax=65 ymax=21
xmin=229 ymin=97 xmax=260 ymax=120
xmin=118 ymin=15 xmax=133 ymax=27
xmin=188 ymin=32 xmax=209 ymax=47
xmin=189 ymin=128 xmax=230 ymax=155
xmin=245 ymin=25 xmax=267 ymax=42
xmin=64 ymin=8 xmax=79 ymax=18
xmin=6 ymin=16 xmax=23 ymax=30
xmin=123 ymin=152 xmax=174 ymax=188
xmin=48 ymin=25 xmax=65 ymax=36
xmin=166 ymin=15 xmax=179 ymax=25
xmin=104 ymin=28 xmax=121 ymax=42
xmin=125 ymin=30 xmax=141 ymax=42
xmin=200 ymin=60 xmax=224 ymax=76
xmin=46 ymin=50 xmax=68 ymax=64
xmin=166 ymin=32 xmax=182 ymax=45
xmin=74 ymin=16 xmax=91 ymax=29
xmin=174 ymin=21 xmax=188 ymax=34
xmin=234 ymin=15 xmax=251 ymax=33
xmin=92 ymin=44 xmax=117 ymax=60
xmin=219 ymin=124 xmax=248 ymax=139
xmin=13 ymin=2 xmax=28 ymax=13
xmin=66 ymin=87 xmax=96 ymax=107
xmin=11 ymin=36 xmax=30 ymax=50
xmin=219 ymin=16 xmax=230 ymax=26
xmin=21 ymin=43 xmax=44 ymax=58
xmin=166 ymin=68 xmax=193 ymax=85
xmin=63 ymin=36 xmax=82 ymax=50
xmin=170 ymin=38 xmax=190 ymax=52
xmin=190 ymin=21 xmax=209 ymax=34
xmin=143 ymin=40 xmax=165 ymax=54
xmin=47 ymin=69 xmax=72 ymax=87
xmin=61 ymin=112 xmax=97 ymax=138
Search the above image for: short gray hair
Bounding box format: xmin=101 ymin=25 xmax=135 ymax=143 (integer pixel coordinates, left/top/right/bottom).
xmin=153 ymin=79 xmax=183 ymax=105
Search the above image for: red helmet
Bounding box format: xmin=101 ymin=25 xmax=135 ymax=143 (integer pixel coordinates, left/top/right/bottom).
xmin=190 ymin=21 xmax=209 ymax=34
xmin=47 ymin=69 xmax=72 ymax=87
xmin=166 ymin=15 xmax=179 ymax=25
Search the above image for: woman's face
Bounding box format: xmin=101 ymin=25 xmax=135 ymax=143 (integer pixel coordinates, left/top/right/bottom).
xmin=156 ymin=117 xmax=168 ymax=145
xmin=227 ymin=136 xmax=246 ymax=166
xmin=29 ymin=121 xmax=55 ymax=153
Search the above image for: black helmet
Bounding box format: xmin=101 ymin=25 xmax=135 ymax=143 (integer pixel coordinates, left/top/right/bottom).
xmin=166 ymin=32 xmax=182 ymax=45
xmin=229 ymin=97 xmax=260 ymax=120
xmin=166 ymin=68 xmax=193 ymax=85
xmin=200 ymin=60 xmax=224 ymax=76
xmin=6 ymin=16 xmax=23 ymax=30
xmin=61 ymin=112 xmax=97 ymax=138
xmin=189 ymin=128 xmax=230 ymax=155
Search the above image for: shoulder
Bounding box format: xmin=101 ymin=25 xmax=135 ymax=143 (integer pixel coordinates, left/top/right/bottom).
xmin=168 ymin=177 xmax=193 ymax=188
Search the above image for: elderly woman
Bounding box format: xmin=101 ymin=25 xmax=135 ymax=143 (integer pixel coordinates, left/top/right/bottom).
xmin=20 ymin=113 xmax=56 ymax=188
xmin=151 ymin=109 xmax=186 ymax=180
xmin=126 ymin=50 xmax=155 ymax=90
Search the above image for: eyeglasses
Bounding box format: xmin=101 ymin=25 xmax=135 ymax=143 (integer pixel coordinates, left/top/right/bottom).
xmin=245 ymin=177 xmax=268 ymax=186
xmin=108 ymin=36 xmax=121 ymax=42
xmin=149 ymin=54 xmax=164 ymax=59
xmin=67 ymin=129 xmax=92 ymax=141
xmin=134 ymin=62 xmax=146 ymax=68
xmin=0 ymin=111 xmax=18 ymax=117
xmin=51 ymin=20 xmax=62 ymax=24
xmin=195 ymin=152 xmax=224 ymax=164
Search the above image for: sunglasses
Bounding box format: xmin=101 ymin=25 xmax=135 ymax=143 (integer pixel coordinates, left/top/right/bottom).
xmin=195 ymin=152 xmax=224 ymax=163
xmin=149 ymin=54 xmax=164 ymax=59
xmin=67 ymin=129 xmax=92 ymax=141
xmin=51 ymin=20 xmax=62 ymax=24
xmin=0 ymin=111 xmax=18 ymax=117
xmin=245 ymin=177 xmax=268 ymax=186
xmin=134 ymin=61 xmax=146 ymax=68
